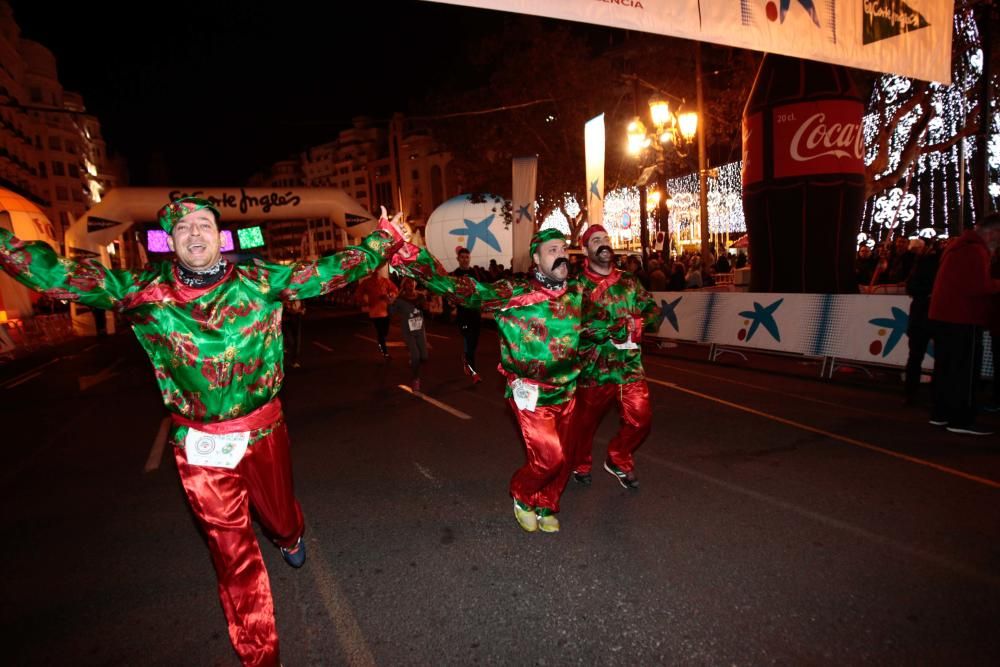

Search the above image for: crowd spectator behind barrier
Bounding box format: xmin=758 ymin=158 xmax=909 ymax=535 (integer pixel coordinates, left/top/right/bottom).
xmin=735 ymin=252 xmax=748 ymax=269
xmin=648 ymin=259 xmax=668 ymax=291
xmin=854 ymin=246 xmax=878 ymax=286
xmin=625 ymin=255 xmax=649 ymax=289
xmin=668 ymin=262 xmax=687 ymax=291
xmin=685 ymin=256 xmax=703 ymax=289
xmin=887 ymin=236 xmax=918 ymax=284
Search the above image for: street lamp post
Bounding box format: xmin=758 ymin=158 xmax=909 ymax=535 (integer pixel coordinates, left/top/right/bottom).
xmin=626 ymin=87 xmax=698 ymax=264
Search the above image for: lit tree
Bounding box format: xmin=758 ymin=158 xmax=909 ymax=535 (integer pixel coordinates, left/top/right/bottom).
xmin=861 ymin=2 xmax=999 ymax=243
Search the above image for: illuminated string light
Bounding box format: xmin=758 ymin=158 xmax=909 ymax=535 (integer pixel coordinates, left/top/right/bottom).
xmin=861 ymin=10 xmax=999 ymax=243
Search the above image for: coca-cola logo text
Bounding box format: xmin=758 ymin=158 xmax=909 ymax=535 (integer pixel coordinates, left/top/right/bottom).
xmin=789 ymin=113 xmax=864 ymax=162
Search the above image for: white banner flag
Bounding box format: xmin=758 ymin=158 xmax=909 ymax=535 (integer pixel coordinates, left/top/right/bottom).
xmin=585 ymin=114 xmax=606 ymax=235
xmin=511 ymin=156 xmax=538 ymax=273
xmin=429 ymin=1 xmax=954 ymax=84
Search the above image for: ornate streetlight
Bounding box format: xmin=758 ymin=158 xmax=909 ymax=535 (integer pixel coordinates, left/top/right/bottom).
xmin=626 ymin=91 xmax=698 ymax=263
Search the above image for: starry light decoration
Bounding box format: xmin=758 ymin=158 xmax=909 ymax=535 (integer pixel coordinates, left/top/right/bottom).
xmin=872 ymin=187 xmax=917 ymax=230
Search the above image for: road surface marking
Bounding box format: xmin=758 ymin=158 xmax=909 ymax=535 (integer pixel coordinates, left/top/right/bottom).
xmin=427 ymin=332 xmax=450 ymax=340
xmin=355 ymin=334 xmax=406 ymax=348
xmin=305 ymin=539 xmax=377 ymax=667
xmin=144 ymin=416 xmax=172 ymax=473
xmin=78 ymin=358 xmax=123 ymax=391
xmin=5 ymin=371 xmax=41 ymax=389
xmin=414 ymin=462 xmax=438 ymax=482
xmin=313 ymin=341 xmax=334 ymax=352
xmin=644 ymin=453 xmax=1000 ymax=589
xmin=646 ymin=358 xmax=912 ymax=421
xmin=1 ymin=356 xmax=61 ymax=390
xmin=398 ymin=384 xmax=471 ymax=420
xmin=647 ymin=378 xmax=1000 ymax=489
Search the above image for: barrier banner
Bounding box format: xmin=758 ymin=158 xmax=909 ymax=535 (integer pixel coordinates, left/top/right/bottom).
xmin=651 ymin=291 xmax=933 ymax=370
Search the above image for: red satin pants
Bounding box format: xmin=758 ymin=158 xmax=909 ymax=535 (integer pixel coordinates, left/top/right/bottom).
xmin=174 ymin=420 xmax=304 ymax=667
xmin=508 ymin=396 xmax=576 ymax=513
xmin=570 ymin=380 xmax=652 ymax=474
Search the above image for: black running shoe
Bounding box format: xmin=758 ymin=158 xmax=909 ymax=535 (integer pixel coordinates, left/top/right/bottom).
xmin=603 ymin=460 xmax=639 ymax=490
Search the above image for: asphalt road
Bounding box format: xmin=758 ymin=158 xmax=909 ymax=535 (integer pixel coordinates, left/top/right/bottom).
xmin=2 ymin=307 xmax=999 ymax=666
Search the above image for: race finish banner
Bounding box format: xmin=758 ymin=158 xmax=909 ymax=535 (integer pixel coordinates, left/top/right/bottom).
xmin=429 ymin=1 xmax=955 ymax=84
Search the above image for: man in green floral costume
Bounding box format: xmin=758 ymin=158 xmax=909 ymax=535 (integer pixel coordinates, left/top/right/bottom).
xmin=388 ymin=226 xmax=627 ymax=534
xmin=568 ymin=225 xmax=662 ymax=490
xmin=0 ymin=196 xmax=400 ymax=667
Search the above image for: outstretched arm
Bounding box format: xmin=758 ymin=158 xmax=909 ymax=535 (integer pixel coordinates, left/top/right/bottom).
xmin=0 ymin=228 xmax=142 ymax=310
xmin=393 ymin=246 xmax=522 ymax=312
xmin=267 ymin=228 xmax=400 ymax=301
xmin=378 ymin=209 xmax=523 ymax=311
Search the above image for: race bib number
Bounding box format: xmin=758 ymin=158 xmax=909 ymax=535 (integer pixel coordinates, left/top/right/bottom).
xmin=407 ymin=314 xmax=424 ymax=332
xmin=184 ymin=428 xmax=250 ymax=469
xmin=613 ymin=317 xmax=641 ymax=350
xmin=511 ymin=379 xmax=539 ymax=412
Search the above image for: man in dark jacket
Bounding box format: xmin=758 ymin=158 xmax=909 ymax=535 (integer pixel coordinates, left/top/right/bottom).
xmin=904 ymin=238 xmax=938 ymax=404
xmin=928 ymin=213 xmax=1000 ymax=435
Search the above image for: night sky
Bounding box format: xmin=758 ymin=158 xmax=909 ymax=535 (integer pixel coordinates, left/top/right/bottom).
xmin=8 ymin=0 xmax=502 ymax=186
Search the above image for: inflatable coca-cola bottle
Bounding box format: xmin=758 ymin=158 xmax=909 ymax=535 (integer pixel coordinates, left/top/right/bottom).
xmin=742 ymin=54 xmax=866 ymax=293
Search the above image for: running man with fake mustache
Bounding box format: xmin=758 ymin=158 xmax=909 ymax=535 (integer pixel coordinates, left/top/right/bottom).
xmin=0 ymin=196 xmax=402 ymax=667
xmin=383 ymin=224 xmax=631 ymax=533
xmin=568 ymin=225 xmax=662 ymax=490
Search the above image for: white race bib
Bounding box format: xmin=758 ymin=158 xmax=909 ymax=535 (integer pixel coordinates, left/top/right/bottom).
xmin=511 ymin=379 xmax=539 ymax=412
xmin=407 ymin=314 xmax=424 ymax=332
xmin=612 ymin=339 xmax=639 ymax=350
xmin=184 ymin=428 xmax=250 ymax=469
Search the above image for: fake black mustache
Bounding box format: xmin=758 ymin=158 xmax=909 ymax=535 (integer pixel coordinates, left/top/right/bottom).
xmin=596 ymin=245 xmax=613 ymax=257
xmin=552 ymin=257 xmax=569 ymax=270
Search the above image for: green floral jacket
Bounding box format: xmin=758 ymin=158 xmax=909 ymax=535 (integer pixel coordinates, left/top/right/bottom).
xmin=576 ymin=264 xmax=661 ymax=387
xmin=0 ymin=228 xmax=396 ymax=424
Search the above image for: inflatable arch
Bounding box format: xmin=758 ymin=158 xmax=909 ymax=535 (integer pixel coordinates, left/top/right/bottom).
xmin=65 ymin=186 xmax=377 ymax=256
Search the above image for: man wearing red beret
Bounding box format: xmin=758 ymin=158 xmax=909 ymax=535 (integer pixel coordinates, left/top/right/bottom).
xmin=569 ymin=225 xmax=662 ymax=489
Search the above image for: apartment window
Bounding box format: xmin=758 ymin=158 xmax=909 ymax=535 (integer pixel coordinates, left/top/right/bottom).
xmin=48 ymin=136 xmax=61 ymax=151
xmin=354 ymin=177 xmax=365 ymax=185
xmin=38 ymin=161 xmax=46 ymax=178
xmin=65 ymin=141 xmax=76 ymax=154
xmin=342 ymin=180 xmax=350 ymax=188
xmin=411 ymin=169 xmax=419 ymax=180
xmin=35 ymin=135 xmax=42 ymax=149
xmin=356 ymin=191 xmax=365 ymax=199
xmin=56 ymin=186 xmax=69 ymax=200
xmin=72 ymin=188 xmax=83 ymax=202
xmin=68 ymin=164 xmax=80 ymax=178
xmin=29 ymin=87 xmax=42 ymax=103
xmin=51 ymin=161 xmax=65 ymax=176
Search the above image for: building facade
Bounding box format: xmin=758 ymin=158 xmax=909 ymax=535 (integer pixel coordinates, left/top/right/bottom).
xmin=251 ymin=114 xmax=457 ymax=261
xmin=0 ymin=2 xmax=123 ymax=251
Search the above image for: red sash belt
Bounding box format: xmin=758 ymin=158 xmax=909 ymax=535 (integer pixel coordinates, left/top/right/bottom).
xmin=170 ymin=398 xmax=283 ymax=434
